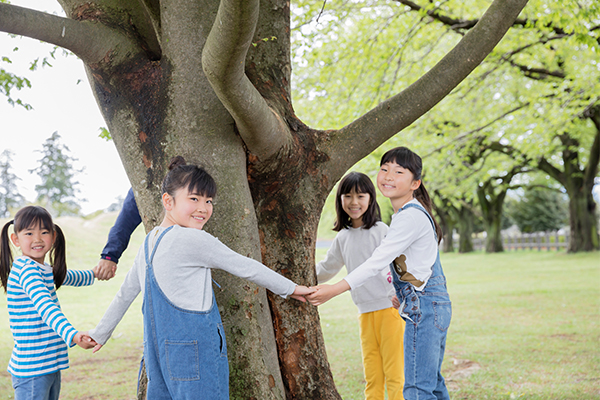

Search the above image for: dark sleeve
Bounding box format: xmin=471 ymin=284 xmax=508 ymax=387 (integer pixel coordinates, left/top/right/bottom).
xmin=100 ymin=188 xmax=142 ymax=264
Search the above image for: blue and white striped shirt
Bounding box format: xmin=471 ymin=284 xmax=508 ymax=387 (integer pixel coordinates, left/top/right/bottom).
xmin=6 ymin=256 xmax=95 ymax=378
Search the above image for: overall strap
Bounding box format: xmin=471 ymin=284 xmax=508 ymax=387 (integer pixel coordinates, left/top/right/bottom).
xmin=398 ymin=203 xmax=438 ymax=242
xmin=144 ymin=226 xmax=175 ymax=266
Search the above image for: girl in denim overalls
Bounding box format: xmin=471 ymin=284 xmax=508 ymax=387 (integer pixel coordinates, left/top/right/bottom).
xmin=307 ymin=147 xmax=451 ymax=400
xmin=88 ymin=156 xmax=314 ymax=399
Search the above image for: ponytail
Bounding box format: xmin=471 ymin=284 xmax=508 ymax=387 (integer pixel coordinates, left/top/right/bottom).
xmin=0 ymin=206 xmax=68 ymax=292
xmin=0 ymin=220 xmax=14 ymax=293
xmin=161 ymin=156 xmax=217 ymax=198
xmin=414 ymin=183 xmax=443 ymax=244
xmin=51 ymin=224 xmax=67 ymax=290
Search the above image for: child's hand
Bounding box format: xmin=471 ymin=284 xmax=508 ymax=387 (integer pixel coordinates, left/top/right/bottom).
xmin=391 ymin=295 xmax=400 ymax=309
xmin=72 ymin=331 xmax=98 ymax=350
xmin=94 ymin=259 xmax=117 ymax=281
xmin=290 ymin=285 xmax=316 ymax=302
xmin=305 ymin=280 xmax=350 ymax=306
xmin=92 ymin=343 xmax=104 ymax=354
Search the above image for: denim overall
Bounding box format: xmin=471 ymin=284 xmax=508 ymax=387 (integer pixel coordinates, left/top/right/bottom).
xmin=142 ymin=227 xmax=229 ymax=399
xmin=389 ymin=203 xmax=452 ymax=400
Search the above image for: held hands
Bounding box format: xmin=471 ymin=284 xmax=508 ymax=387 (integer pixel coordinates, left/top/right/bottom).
xmin=94 ymin=259 xmax=117 ymax=281
xmin=72 ymin=332 xmax=98 ymax=350
xmin=305 ymin=280 xmax=350 ymax=306
xmin=77 ymin=331 xmax=104 ymax=353
xmin=290 ymin=285 xmax=316 ymax=302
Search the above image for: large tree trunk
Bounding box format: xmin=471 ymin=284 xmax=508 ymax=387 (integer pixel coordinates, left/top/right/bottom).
xmin=442 ymin=219 xmax=455 ymax=253
xmin=483 ymin=215 xmax=503 ymax=253
xmin=477 ymin=183 xmax=506 ymax=253
xmin=567 ymin=191 xmax=599 ymax=252
xmin=74 ymin=1 xmax=298 ymax=397
xmin=0 ymin=0 xmax=530 ymax=397
xmin=433 ymin=198 xmax=456 ymax=253
xmin=457 ymin=206 xmax=475 ymax=253
xmin=538 ymin=121 xmax=600 ymax=253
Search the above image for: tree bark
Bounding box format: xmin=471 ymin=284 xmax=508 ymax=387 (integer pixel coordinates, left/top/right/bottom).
xmin=457 ymin=206 xmax=475 ymax=253
xmin=441 ymin=217 xmax=455 ymax=253
xmin=432 ymin=193 xmax=457 ymax=253
xmin=477 ymin=181 xmax=507 ymax=253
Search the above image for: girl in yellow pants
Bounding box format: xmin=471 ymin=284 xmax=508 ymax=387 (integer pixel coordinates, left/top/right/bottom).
xmin=316 ymin=172 xmax=405 ymax=400
xmin=360 ymin=307 xmax=405 ymax=400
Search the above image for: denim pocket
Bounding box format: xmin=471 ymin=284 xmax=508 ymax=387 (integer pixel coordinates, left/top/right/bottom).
xmin=165 ymin=340 xmax=200 ymax=381
xmin=217 ymin=323 xmax=227 ymax=357
xmin=433 ymin=301 xmax=452 ymax=331
xmin=401 ymin=291 xmax=421 ymax=325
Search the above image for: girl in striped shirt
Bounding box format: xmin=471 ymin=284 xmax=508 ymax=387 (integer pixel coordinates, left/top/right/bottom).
xmin=0 ymin=206 xmax=98 ymax=400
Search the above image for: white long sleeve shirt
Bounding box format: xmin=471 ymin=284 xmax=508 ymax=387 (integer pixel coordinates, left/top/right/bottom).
xmin=90 ymin=225 xmax=297 ymax=345
xmin=344 ymin=199 xmax=438 ymax=292
xmin=317 ymin=222 xmax=394 ymax=313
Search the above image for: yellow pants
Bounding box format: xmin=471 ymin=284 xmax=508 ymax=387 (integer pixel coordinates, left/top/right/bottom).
xmin=359 ymin=307 xmax=405 ymax=400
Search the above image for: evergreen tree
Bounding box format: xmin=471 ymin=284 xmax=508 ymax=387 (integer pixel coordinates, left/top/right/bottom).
xmin=0 ymin=149 xmax=24 ymax=217
xmin=506 ymin=188 xmax=569 ymax=233
xmin=30 ymin=131 xmax=82 ymax=216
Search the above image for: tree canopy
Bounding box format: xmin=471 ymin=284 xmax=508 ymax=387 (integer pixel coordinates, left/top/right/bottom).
xmin=297 ymin=0 xmax=600 ymax=252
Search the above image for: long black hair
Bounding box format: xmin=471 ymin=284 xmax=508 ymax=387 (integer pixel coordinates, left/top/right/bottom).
xmin=380 ymin=147 xmax=443 ymax=243
xmin=333 ymin=172 xmax=381 ymax=231
xmin=0 ymin=206 xmax=67 ymax=293
xmin=162 ymin=156 xmax=217 ymax=198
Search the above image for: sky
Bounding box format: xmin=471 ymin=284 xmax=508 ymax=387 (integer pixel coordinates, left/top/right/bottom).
xmin=0 ymin=1 xmax=130 ymax=215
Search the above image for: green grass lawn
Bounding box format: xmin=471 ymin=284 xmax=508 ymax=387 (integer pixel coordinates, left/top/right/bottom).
xmin=0 ymin=213 xmax=598 ymax=399
xmin=319 ymin=249 xmax=600 ymax=400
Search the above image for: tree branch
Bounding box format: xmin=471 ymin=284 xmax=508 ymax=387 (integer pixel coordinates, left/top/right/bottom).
xmin=509 ymin=60 xmax=566 ymax=80
xmin=394 ymin=0 xmax=479 ymax=33
xmin=422 ymin=103 xmax=530 ymax=158
xmin=394 ymin=0 xmax=567 ymax=36
xmin=0 ymin=3 xmax=141 ymax=65
xmin=328 ymin=0 xmax=529 ymax=176
xmin=538 ymin=157 xmax=564 ymax=185
xmin=202 ymin=0 xmax=291 ymax=161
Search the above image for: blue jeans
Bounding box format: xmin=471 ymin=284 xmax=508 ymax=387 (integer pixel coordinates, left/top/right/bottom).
xmin=396 ymin=274 xmax=451 ymax=400
xmin=390 ymin=202 xmax=451 ymax=400
xmin=12 ymin=371 xmax=61 ymax=400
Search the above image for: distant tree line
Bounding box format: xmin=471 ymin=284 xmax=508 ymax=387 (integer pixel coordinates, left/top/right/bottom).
xmin=0 ymin=131 xmax=82 ymax=217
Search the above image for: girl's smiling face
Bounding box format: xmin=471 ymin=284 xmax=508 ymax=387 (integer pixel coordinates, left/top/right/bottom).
xmin=341 ymin=190 xmax=370 ymax=228
xmin=11 ymin=224 xmax=55 ymax=264
xmin=377 ymin=161 xmax=421 ymax=211
xmin=162 ymin=187 xmax=213 ymax=230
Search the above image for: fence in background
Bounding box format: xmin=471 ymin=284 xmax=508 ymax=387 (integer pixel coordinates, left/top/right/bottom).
xmin=470 ymin=231 xmax=569 ymax=251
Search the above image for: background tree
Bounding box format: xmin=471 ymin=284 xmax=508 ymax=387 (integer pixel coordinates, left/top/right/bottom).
xmin=394 ymin=1 xmax=600 ymax=252
xmin=432 ymin=191 xmax=458 ymax=252
xmin=536 ymin=106 xmax=600 ymax=251
xmin=0 ymin=0 xmax=528 ymax=397
xmin=295 ymin=0 xmax=600 ymax=253
xmin=30 ymin=131 xmax=82 ymax=216
xmin=0 ymin=149 xmax=25 ymax=217
xmin=505 ymin=186 xmax=568 ymax=233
